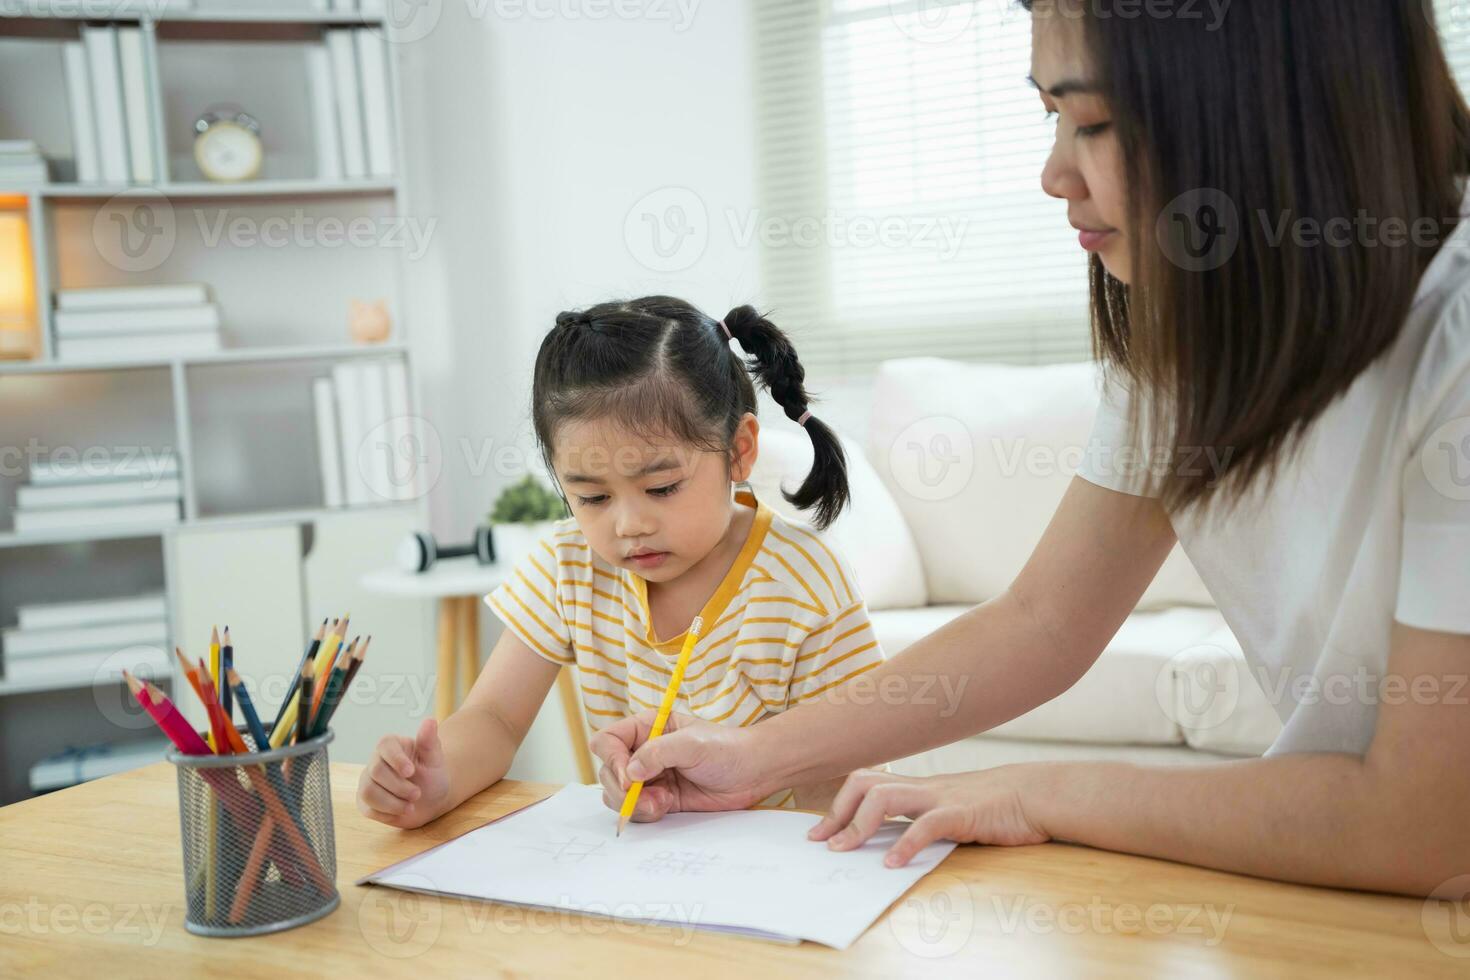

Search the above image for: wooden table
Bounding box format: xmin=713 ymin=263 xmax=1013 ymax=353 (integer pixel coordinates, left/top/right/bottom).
xmin=2 ymin=763 xmax=1465 ymax=978
xmin=361 ymin=556 xmax=596 ymax=783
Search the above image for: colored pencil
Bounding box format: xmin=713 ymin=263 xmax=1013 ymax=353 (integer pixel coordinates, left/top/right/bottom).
xmin=295 ymin=657 xmax=316 ymax=747
xmin=220 ymin=626 xmax=234 ymax=720
xmin=270 ymin=618 xmax=327 ymax=737
xmin=314 ymin=635 xmax=370 ymax=737
xmin=617 ymin=616 xmax=704 ymax=836
xmin=308 ymin=636 xmax=355 ymax=734
xmin=228 ymin=667 xmax=271 ymax=752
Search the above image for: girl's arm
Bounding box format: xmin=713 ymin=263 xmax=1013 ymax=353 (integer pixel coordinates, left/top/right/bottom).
xmin=816 ymin=620 xmax=1470 ymax=896
xmin=430 ymin=626 xmax=563 ymax=817
xmin=593 ymin=477 xmax=1179 ymax=817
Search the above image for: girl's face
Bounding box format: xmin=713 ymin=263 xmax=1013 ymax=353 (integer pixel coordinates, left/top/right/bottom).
xmin=551 ymin=414 xmax=759 ymax=584
xmin=1031 ymin=12 xmax=1131 ymax=283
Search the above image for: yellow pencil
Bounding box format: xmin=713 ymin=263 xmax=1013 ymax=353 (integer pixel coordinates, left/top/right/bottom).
xmin=616 ymin=616 xmax=703 ymax=836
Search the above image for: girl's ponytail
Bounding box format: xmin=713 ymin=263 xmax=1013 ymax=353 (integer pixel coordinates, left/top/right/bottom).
xmin=723 ymin=305 xmax=849 ymax=531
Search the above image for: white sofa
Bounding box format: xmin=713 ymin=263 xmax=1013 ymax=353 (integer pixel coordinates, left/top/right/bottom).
xmin=747 ymin=358 xmax=1285 ymax=775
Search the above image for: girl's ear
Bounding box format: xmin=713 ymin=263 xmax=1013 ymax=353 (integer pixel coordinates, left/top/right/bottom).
xmin=728 ymin=413 xmax=760 ymax=483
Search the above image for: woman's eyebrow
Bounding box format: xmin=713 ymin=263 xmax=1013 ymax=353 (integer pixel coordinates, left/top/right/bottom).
xmin=1026 ymin=74 xmax=1100 ymax=98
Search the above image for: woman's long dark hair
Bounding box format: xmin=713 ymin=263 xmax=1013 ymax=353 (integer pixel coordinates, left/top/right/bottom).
xmin=531 ymin=297 xmax=850 ymax=530
xmin=1026 ymin=0 xmax=1470 ymax=515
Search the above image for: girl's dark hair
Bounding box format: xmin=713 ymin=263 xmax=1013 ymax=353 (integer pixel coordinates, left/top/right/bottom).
xmin=1024 ymin=0 xmax=1470 ymax=516
xmin=531 ymin=297 xmax=849 ymax=530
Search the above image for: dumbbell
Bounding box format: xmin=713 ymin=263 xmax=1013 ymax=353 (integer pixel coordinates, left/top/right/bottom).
xmin=398 ymin=526 xmax=496 ymax=573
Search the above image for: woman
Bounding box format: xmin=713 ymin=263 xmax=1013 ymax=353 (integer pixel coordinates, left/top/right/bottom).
xmin=590 ymin=0 xmax=1470 ymax=896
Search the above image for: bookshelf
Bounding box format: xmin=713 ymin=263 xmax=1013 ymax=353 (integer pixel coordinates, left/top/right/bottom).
xmin=0 ymin=3 xmax=430 ymax=803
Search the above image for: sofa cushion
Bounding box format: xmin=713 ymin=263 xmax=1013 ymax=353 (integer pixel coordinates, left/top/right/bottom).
xmin=747 ymin=428 xmax=928 ymax=611
xmin=1161 ymin=625 xmax=1283 ymax=756
xmin=867 ymin=358 xmax=1213 ymax=610
xmin=870 ymin=604 xmax=1237 ymax=747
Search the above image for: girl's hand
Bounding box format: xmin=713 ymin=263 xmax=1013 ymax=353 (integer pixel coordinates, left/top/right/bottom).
xmin=808 ymin=767 xmax=1051 ymax=867
xmin=356 ymin=718 xmax=451 ymax=830
xmin=590 ymin=710 xmax=769 ymax=820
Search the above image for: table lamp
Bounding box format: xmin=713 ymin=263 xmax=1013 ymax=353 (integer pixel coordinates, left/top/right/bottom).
xmin=0 ymin=204 xmax=38 ymax=360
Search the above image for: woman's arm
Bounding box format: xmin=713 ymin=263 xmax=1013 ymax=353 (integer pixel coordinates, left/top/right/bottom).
xmin=592 ymin=478 xmax=1179 ymax=817
xmin=816 ymin=620 xmax=1470 ymax=896
xmin=431 ymin=627 xmax=562 ymax=815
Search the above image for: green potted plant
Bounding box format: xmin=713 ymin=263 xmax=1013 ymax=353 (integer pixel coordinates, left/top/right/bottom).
xmin=488 ymin=475 xmax=569 ymax=568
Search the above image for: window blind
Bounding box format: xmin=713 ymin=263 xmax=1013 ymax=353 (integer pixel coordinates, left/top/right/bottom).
xmin=753 ymin=0 xmax=1470 ymax=376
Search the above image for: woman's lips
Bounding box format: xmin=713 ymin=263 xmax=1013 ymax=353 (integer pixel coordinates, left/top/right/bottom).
xmin=1078 ymin=228 xmax=1116 ymax=251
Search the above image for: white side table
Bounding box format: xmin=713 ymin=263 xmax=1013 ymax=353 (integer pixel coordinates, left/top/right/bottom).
xmin=360 ymin=556 xmax=595 ymax=784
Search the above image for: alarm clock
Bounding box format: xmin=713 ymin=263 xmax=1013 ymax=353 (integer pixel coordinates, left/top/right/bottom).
xmin=193 ymin=107 xmax=263 ymax=183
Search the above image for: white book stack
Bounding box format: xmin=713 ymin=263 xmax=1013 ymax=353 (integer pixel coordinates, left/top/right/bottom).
xmin=52 ymin=283 xmax=222 ymax=362
xmin=1 ymin=593 xmax=170 ymax=689
xmin=314 ymin=359 xmax=414 ymax=507
xmin=0 ymin=139 xmax=49 ymax=186
xmin=64 ymin=25 xmax=159 ymax=185
xmin=12 ymin=452 xmax=182 ymax=536
xmin=316 ymin=28 xmax=396 ymax=180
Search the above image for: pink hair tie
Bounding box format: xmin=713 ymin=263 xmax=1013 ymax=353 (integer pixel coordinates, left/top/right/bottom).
xmin=797 ymin=410 xmax=813 ymax=427
xmin=718 ymin=319 xmax=732 ymax=340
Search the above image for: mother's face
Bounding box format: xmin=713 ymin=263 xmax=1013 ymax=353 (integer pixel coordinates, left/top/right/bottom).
xmin=1031 ymin=12 xmax=1131 ymax=284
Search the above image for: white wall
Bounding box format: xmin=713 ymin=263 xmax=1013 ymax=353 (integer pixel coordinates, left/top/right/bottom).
xmin=390 ymin=0 xmax=763 ymax=781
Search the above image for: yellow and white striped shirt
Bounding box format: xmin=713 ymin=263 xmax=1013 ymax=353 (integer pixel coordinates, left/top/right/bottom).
xmin=485 ymin=487 xmax=885 ymax=807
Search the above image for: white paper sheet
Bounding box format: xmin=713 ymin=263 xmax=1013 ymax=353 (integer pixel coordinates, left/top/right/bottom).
xmin=359 ymin=784 xmax=958 ymax=949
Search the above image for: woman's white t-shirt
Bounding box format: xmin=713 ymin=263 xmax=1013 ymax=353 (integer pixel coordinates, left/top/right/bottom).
xmin=1079 ymin=206 xmax=1470 ymax=757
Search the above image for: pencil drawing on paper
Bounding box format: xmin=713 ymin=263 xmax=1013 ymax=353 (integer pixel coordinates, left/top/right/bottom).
xmin=637 ymin=849 xmax=725 ymax=877
xmin=515 ymin=834 xmax=609 ymax=864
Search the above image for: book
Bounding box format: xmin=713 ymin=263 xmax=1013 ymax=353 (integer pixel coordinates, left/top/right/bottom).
xmin=117 ymin=27 xmax=155 ymax=184
xmin=63 ymin=42 xmax=101 ymax=183
xmin=327 ymin=29 xmax=367 ymax=180
xmin=358 ymin=359 xmax=390 ymax=500
xmin=385 ymin=358 xmax=414 ymax=500
xmin=54 ymin=304 xmax=221 ymax=337
xmin=29 ymin=738 xmax=169 ymax=793
xmin=82 ymin=26 xmax=131 ymax=184
xmin=12 ymin=500 xmax=179 ymax=534
xmin=17 ymin=593 xmax=168 ymax=632
xmin=30 ymin=453 xmax=177 ymax=486
xmin=2 ymin=618 xmax=169 ymax=659
xmin=4 ymin=647 xmax=171 ymax=687
xmin=0 ymin=140 xmax=40 ymax=155
xmin=0 ymin=163 xmax=49 ymax=184
xmin=332 ymin=362 xmax=370 ymax=505
xmin=55 ymin=330 xmax=221 ymax=362
xmin=313 ymin=376 xmax=346 ymax=508
xmin=16 ymin=477 xmax=181 ymax=510
xmin=357 ymin=29 xmax=395 ymax=177
xmin=307 ymin=43 xmax=344 ymax=181
xmin=57 ymin=283 xmax=210 ymax=312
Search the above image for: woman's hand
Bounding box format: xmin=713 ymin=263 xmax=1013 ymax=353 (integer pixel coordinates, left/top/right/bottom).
xmin=808 ymin=767 xmax=1051 ymax=867
xmin=589 ymin=710 xmax=771 ymax=821
xmin=356 ymin=718 xmax=452 ymax=830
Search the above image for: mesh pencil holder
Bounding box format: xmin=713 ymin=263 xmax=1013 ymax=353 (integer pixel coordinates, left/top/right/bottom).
xmin=167 ymin=725 xmax=340 ymax=937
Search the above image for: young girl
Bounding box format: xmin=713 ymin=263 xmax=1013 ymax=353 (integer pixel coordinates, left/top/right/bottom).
xmin=357 ymin=297 xmax=885 ymax=829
